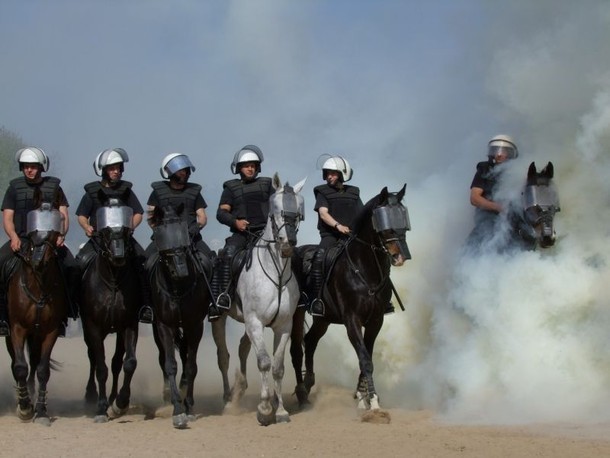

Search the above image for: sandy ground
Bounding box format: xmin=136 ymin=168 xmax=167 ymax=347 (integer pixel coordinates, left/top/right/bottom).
xmin=2 ymin=322 xmax=610 ymax=458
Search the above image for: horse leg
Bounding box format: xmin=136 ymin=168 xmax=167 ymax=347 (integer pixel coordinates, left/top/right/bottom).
xmin=9 ymin=327 xmax=34 ymax=421
xmin=361 ymin=319 xmax=383 ymax=410
xmin=230 ymin=330 xmax=251 ymax=405
xmin=272 ymin=327 xmax=291 ymax=423
xmin=152 ymin=322 xmax=171 ymax=403
xmin=26 ymin=335 xmax=40 ymax=396
xmin=109 ymin=335 xmax=125 ymax=405
xmin=111 ymin=325 xmax=138 ymax=418
xmin=33 ymin=330 xmax=60 ymax=426
xmin=83 ymin=331 xmax=98 ymax=405
xmin=87 ymin=326 xmax=110 ymax=422
xmin=211 ymin=315 xmax=232 ymax=405
xmin=156 ymin=321 xmax=187 ymax=429
xmin=290 ymin=307 xmax=308 ymax=407
xmin=182 ymin=323 xmax=203 ymax=421
xmin=178 ymin=330 xmax=189 ymax=397
xmin=303 ymin=318 xmax=330 ymax=396
xmin=344 ymin=315 xmax=378 ymax=410
xmin=245 ymin=318 xmax=274 ymax=426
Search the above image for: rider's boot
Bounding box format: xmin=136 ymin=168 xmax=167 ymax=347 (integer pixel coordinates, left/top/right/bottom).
xmin=137 ymin=260 xmax=154 ymax=324
xmin=209 ymin=250 xmax=232 ymax=322
xmin=0 ymin=288 xmax=10 ymax=337
xmin=309 ymin=249 xmax=326 ymax=317
xmin=384 ymin=301 xmax=395 ymax=315
xmin=208 ymin=260 xmax=222 ymax=322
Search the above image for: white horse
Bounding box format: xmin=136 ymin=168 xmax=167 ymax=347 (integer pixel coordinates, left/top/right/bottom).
xmin=212 ymin=173 xmax=306 ymax=425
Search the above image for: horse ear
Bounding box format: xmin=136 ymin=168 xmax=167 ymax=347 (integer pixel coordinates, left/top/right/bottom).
xmin=527 ymin=162 xmax=537 ymax=180
xmin=293 ymin=177 xmax=307 ymax=194
xmin=396 ymin=184 xmax=406 ymax=201
xmin=272 ymin=172 xmax=281 ymax=190
xmin=380 ymin=187 xmax=389 ymax=201
xmin=541 ymin=161 xmax=554 ymax=179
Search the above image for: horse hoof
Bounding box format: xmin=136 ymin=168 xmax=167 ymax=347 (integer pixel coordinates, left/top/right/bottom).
xmin=276 ymin=413 xmax=291 ymax=424
xmin=294 ymin=384 xmax=310 ymax=408
xmin=16 ymin=405 xmax=34 ymax=421
xmin=172 ymin=413 xmax=189 ymax=429
xmin=256 ymin=410 xmax=275 ymax=427
xmin=34 ymin=416 xmax=52 ymax=427
xmin=109 ymin=402 xmax=129 ymax=419
xmin=304 ymin=372 xmax=315 ymax=393
xmin=94 ymin=414 xmax=109 ymax=423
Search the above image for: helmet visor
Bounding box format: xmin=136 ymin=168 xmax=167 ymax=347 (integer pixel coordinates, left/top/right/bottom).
xmin=165 ymin=155 xmax=195 ymax=177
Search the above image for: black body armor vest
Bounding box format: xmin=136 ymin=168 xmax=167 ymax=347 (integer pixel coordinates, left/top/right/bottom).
xmin=224 ymin=177 xmax=272 ymax=231
xmin=11 ymin=176 xmax=61 ymax=236
xmin=314 ymin=184 xmax=361 ymax=235
xmin=151 ymin=181 xmax=201 ymax=230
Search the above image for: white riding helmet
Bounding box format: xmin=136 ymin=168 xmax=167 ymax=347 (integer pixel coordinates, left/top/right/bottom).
xmin=231 ymin=145 xmax=264 ymax=175
xmin=160 ymin=153 xmax=196 ymax=179
xmin=488 ymin=135 xmax=518 ymax=162
xmin=321 ymin=155 xmax=353 ymax=182
xmin=15 ymin=147 xmax=50 ymax=172
xmin=93 ymin=148 xmax=129 ymax=177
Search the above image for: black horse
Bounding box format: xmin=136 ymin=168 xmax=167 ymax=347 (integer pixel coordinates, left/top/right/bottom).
xmin=80 ymin=195 xmax=141 ymax=422
xmin=148 ymin=204 xmax=212 ymax=429
xmin=291 ymin=185 xmax=411 ymax=410
xmin=6 ymin=202 xmax=68 ymax=425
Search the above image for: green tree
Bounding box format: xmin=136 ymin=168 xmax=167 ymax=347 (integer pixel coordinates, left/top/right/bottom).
xmin=0 ymin=126 xmax=24 ymax=193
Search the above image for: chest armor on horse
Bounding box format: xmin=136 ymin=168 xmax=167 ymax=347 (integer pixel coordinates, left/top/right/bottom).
xmin=224 ymin=177 xmax=272 ymax=230
xmin=11 ymin=176 xmax=61 ymax=236
xmin=84 ymin=180 xmax=133 ymax=228
xmin=151 ymin=181 xmax=201 ymax=230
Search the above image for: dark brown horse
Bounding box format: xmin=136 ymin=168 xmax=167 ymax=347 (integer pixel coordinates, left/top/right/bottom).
xmin=148 ymin=204 xmax=212 ymax=429
xmin=6 ymin=202 xmax=68 ymax=425
xmin=291 ymin=185 xmax=411 ymax=410
xmin=80 ymin=196 xmax=141 ymax=422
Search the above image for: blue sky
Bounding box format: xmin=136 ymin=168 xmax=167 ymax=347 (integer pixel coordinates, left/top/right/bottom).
xmin=3 ymin=0 xmax=610 ymax=423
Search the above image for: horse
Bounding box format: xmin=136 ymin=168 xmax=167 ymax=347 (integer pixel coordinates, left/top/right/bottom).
xmin=147 ymin=204 xmax=212 ymax=429
xmin=519 ymin=161 xmax=559 ymax=249
xmin=291 ymin=185 xmax=411 ymax=411
xmin=211 ymin=173 xmax=306 ymax=425
xmin=80 ymin=194 xmax=141 ymax=423
xmin=5 ymin=202 xmax=68 ymax=425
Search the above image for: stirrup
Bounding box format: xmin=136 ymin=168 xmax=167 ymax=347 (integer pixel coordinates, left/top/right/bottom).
xmin=309 ymin=298 xmax=325 ymax=317
xmin=0 ymin=320 xmax=10 ymax=337
xmin=216 ymin=292 xmax=231 ymax=310
xmin=138 ymin=306 xmax=154 ymax=324
xmin=208 ymin=303 xmax=222 ymax=322
xmin=297 ymin=292 xmax=309 ymax=308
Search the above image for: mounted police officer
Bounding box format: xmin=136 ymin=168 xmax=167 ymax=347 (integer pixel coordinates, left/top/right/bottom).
xmin=0 ymin=147 xmax=78 ymax=336
xmin=145 ymin=153 xmax=215 ymax=318
xmin=75 ymin=148 xmax=153 ymax=323
xmin=308 ymin=155 xmax=363 ymax=317
xmin=467 ymin=134 xmax=519 ymax=248
xmin=212 ymin=145 xmax=273 ymax=321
